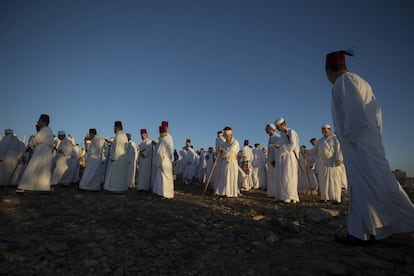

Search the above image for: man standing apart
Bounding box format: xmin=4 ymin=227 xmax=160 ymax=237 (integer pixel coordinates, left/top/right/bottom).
xmin=326 ymin=50 xmax=414 ymax=244
xmin=104 ymin=121 xmax=129 ymax=193
xmin=274 ymin=118 xmax=300 ymax=204
xmin=17 ymin=114 xmax=54 ymax=192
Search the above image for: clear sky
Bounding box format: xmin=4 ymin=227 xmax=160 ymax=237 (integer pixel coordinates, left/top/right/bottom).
xmin=1 ymin=0 xmax=413 ymax=176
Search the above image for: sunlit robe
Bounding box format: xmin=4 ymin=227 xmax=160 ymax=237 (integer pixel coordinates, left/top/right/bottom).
xmin=307 ymin=134 xmax=346 ymax=202
xmin=79 ymin=135 xmax=105 ymax=191
xmin=240 ymin=145 xmax=254 ymax=191
xmin=216 ymin=137 xmax=240 ymax=197
xmin=212 ymin=135 xmax=226 ymax=189
xmin=182 ymin=146 xmax=196 ymax=184
xmin=153 ymin=134 xmax=174 ymax=198
xmin=332 ymin=72 xmax=414 ymax=240
xmin=275 ymin=129 xmax=300 ymax=202
xmin=136 ymin=138 xmax=153 ymax=191
xmin=0 ymin=134 xmax=26 ymax=186
xmin=18 ymin=126 xmax=54 ymax=191
xmin=104 ymin=130 xmax=129 ymax=192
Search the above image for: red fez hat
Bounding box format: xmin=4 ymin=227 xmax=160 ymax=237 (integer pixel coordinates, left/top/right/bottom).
xmin=140 ymin=128 xmax=147 ymax=134
xmin=161 ymin=121 xmax=168 ymax=127
xmin=325 ymin=50 xmax=354 ymax=69
xmin=159 ymin=125 xmax=167 ymax=133
xmin=244 ymin=139 xmax=249 ymax=146
xmin=186 ymin=138 xmax=191 ymax=143
xmin=223 ymin=126 xmax=232 ymax=131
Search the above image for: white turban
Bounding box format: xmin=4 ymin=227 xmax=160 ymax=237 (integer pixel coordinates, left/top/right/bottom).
xmin=267 ymin=124 xmax=276 ymax=130
xmin=322 ymin=124 xmax=331 ymax=129
xmin=275 ymin=118 xmax=285 ymax=126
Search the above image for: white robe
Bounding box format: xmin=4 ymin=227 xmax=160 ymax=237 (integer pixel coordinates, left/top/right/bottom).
xmin=307 ymin=134 xmax=347 ymax=202
xmin=267 ymin=134 xmax=280 ymax=197
xmin=126 ymin=140 xmax=138 ymax=188
xmin=298 ymin=151 xmax=318 ymax=192
xmin=0 ymin=135 xmax=26 ymax=186
xmin=182 ymin=146 xmax=196 ymax=183
xmin=332 ymin=72 xmax=414 ymax=240
xmin=252 ymin=148 xmax=266 ymax=189
xmin=275 ymin=129 xmax=300 ymax=202
xmin=240 ymin=145 xmax=254 ymax=190
xmin=212 ymin=136 xmax=226 ymax=189
xmin=104 ymin=131 xmax=129 ymax=192
xmin=50 ymin=137 xmax=73 ymax=185
xmin=136 ymin=138 xmax=153 ymax=191
xmin=79 ymin=135 xmax=105 ymax=191
xmin=153 ymin=134 xmax=174 ymax=198
xmin=216 ymin=137 xmax=240 ymax=197
xmin=18 ymin=126 xmax=54 ymax=191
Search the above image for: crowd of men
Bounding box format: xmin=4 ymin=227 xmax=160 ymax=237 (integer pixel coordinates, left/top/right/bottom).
xmin=1 ymin=50 xmax=413 ymax=245
xmin=0 ymin=113 xmax=349 ymax=205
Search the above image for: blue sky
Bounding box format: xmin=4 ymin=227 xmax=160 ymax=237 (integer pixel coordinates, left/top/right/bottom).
xmin=1 ymin=0 xmax=413 ymax=176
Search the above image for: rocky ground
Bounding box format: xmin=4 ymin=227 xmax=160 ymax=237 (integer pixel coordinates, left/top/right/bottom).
xmin=1 ymin=179 xmax=414 ymax=276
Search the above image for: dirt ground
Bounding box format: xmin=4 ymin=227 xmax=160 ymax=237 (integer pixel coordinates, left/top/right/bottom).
xmin=1 ymin=178 xmax=414 ymax=275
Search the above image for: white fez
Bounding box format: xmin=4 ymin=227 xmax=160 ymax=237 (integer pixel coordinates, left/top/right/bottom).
xmin=275 ymin=118 xmax=285 ymax=126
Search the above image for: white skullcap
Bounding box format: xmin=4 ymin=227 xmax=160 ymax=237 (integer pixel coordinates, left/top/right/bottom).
xmin=5 ymin=129 xmax=13 ymax=135
xmin=275 ymin=118 xmax=285 ymax=126
xmin=322 ymin=124 xmax=331 ymax=129
xmin=267 ymin=124 xmax=276 ymax=130
xmin=58 ymin=131 xmax=66 ymax=136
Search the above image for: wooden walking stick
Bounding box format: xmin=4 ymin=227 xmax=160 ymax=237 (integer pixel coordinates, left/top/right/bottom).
xmin=202 ymin=150 xmax=221 ymax=196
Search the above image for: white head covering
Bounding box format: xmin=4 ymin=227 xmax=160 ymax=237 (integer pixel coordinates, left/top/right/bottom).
xmin=275 ymin=118 xmax=285 ymax=126
xmin=5 ymin=129 xmax=13 ymax=135
xmin=58 ymin=131 xmax=66 ymax=136
xmin=322 ymin=124 xmax=331 ymax=129
xmin=267 ymin=124 xmax=276 ymax=130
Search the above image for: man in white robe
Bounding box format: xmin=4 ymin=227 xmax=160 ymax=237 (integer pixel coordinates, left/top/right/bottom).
xmin=212 ymin=131 xmax=226 ymax=190
xmin=326 ymin=50 xmax=414 ymax=244
xmin=126 ymin=133 xmax=138 ymax=188
xmin=274 ymin=118 xmax=300 ymax=204
xmin=240 ymin=139 xmax=254 ymax=191
xmin=0 ymin=129 xmax=26 ymax=186
xmin=17 ymin=114 xmax=54 ymax=192
xmin=136 ymin=128 xmax=154 ymax=191
xmin=50 ymin=131 xmax=74 ymax=185
xmin=197 ymin=148 xmax=207 ymax=183
xmin=306 ymin=125 xmax=347 ymax=203
xmin=182 ymin=139 xmax=196 ymax=184
xmin=298 ymin=145 xmax=318 ymax=194
xmin=204 ymin=147 xmax=215 ymax=185
xmin=265 ymin=124 xmax=279 ymax=197
xmin=104 ymin=121 xmax=129 ymax=192
xmin=216 ymin=127 xmax=240 ymax=197
xmin=79 ymin=128 xmax=105 ymax=191
xmin=152 ymin=123 xmax=174 ymax=198
xmin=252 ymin=143 xmax=267 ymax=190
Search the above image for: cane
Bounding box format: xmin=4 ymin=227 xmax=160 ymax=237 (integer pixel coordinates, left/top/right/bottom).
xmin=202 ymin=150 xmax=221 ymax=196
